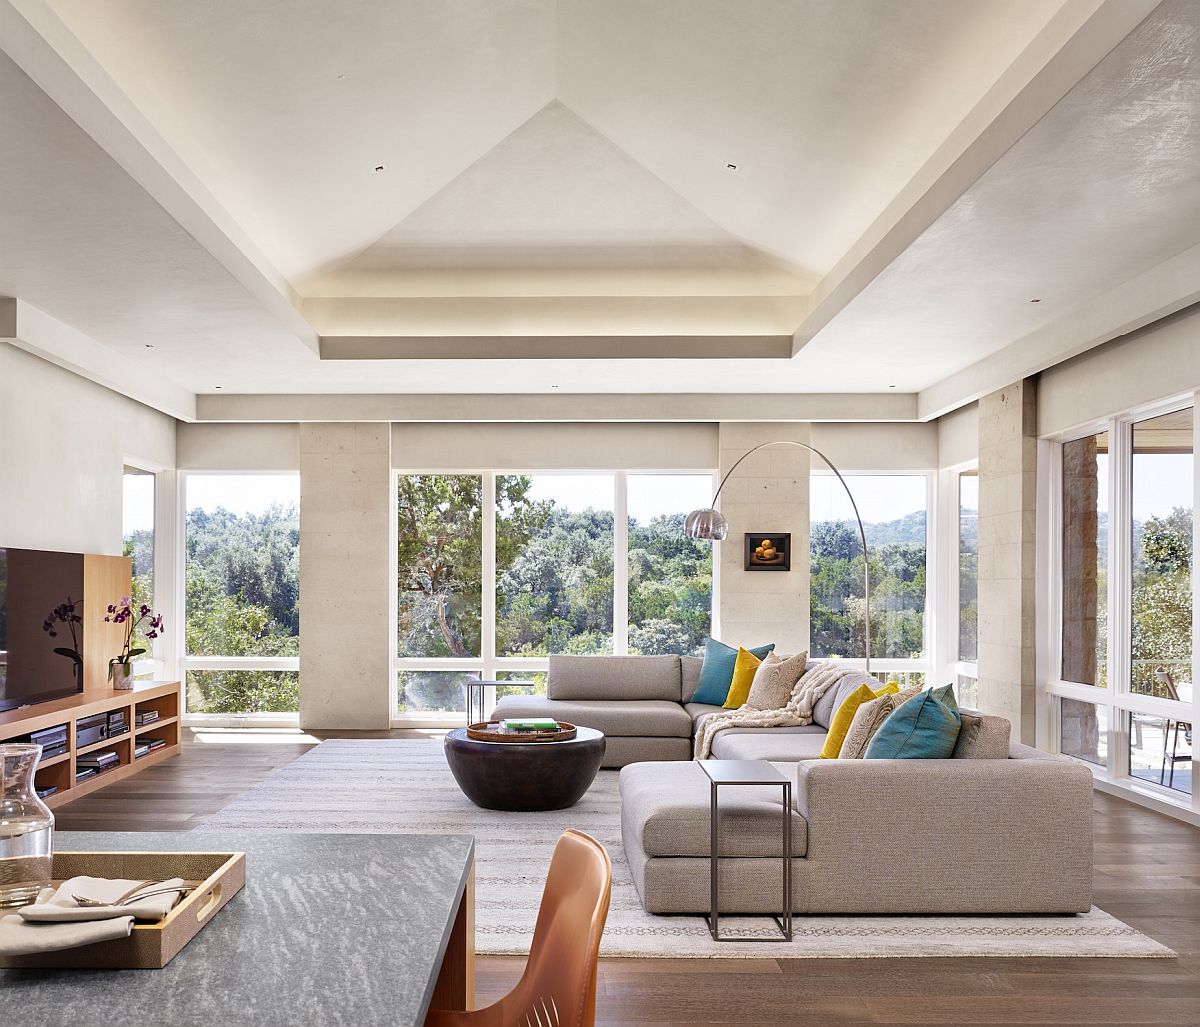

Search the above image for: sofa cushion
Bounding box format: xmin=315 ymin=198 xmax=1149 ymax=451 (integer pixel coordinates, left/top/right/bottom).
xmin=620 ymin=761 xmax=808 ymax=858
xmin=710 ymin=728 xmax=827 ymax=762
xmin=692 ymin=639 xmax=776 ymax=705
xmin=953 ymin=713 xmax=1012 ymax=759
xmin=864 ymin=684 xmax=961 ymax=760
xmin=811 ymin=672 xmax=869 ymax=729
xmin=838 ymin=685 xmax=922 ymax=758
xmin=745 ymin=650 xmax=809 ymax=710
xmin=491 ymin=695 xmax=692 ymax=738
xmin=681 ymin=656 xmax=703 ymax=702
xmin=724 ymin=647 xmax=764 ymax=709
xmin=547 ymin=654 xmax=681 ymax=702
xmin=819 ymin=682 xmax=898 ymax=759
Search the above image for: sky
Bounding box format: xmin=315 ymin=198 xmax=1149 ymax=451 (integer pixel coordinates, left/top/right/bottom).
xmin=185 ymin=474 xmax=300 ymax=518
xmin=810 ymin=473 xmax=927 ymax=524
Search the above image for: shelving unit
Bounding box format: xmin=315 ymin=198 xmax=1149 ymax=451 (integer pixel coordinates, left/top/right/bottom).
xmin=0 ymin=680 xmax=182 ymax=810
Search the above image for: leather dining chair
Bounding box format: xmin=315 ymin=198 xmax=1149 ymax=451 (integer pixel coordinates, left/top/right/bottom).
xmin=425 ymin=829 xmax=613 ymax=1027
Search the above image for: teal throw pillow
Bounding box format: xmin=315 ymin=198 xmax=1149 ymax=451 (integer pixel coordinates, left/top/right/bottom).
xmin=863 ymin=683 xmax=961 ymax=760
xmin=692 ymin=639 xmax=776 ymax=706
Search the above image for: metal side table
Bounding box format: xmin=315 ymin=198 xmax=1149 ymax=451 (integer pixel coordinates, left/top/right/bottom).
xmin=463 ymin=678 xmax=536 ymax=726
xmin=698 ymin=759 xmax=793 ymax=942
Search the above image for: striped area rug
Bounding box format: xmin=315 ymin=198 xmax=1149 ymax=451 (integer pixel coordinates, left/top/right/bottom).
xmin=197 ymin=739 xmax=1173 ymax=959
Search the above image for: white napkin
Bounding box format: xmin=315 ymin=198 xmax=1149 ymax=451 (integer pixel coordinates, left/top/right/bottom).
xmin=0 ymin=877 xmax=185 ymax=956
xmin=18 ymin=877 xmax=186 ymax=923
xmin=0 ymin=910 xmax=133 ymax=956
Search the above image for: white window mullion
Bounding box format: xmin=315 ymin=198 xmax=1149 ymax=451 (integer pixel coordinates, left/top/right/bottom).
xmin=1109 ymin=417 xmax=1132 ymax=781
xmin=1192 ymin=399 xmax=1200 ymax=809
xmin=482 ymin=473 xmax=498 ymax=712
xmin=614 ymin=472 xmax=629 ymax=656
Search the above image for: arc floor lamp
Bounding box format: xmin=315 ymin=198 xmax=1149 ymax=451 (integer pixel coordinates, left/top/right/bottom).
xmin=684 ymin=440 xmax=872 ymax=674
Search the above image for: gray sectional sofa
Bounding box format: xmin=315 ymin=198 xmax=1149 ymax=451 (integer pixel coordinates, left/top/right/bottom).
xmin=492 ymin=653 xmax=1095 ymax=915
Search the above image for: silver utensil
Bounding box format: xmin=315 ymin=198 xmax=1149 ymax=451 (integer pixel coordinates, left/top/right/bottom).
xmin=71 ymin=885 xmax=192 ymax=908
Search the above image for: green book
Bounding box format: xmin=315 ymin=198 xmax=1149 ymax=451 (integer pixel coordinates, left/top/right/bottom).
xmin=501 ymin=718 xmax=558 ymax=731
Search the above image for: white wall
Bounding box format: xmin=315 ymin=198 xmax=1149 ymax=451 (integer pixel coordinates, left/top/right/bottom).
xmin=0 ymin=343 xmax=175 ymax=553
xmin=811 ymin=421 xmax=937 ymax=470
xmin=1039 ymin=308 xmax=1200 ymax=436
xmin=177 ymin=423 xmax=299 ymax=469
xmin=391 ymin=422 xmax=716 ymax=470
xmin=937 ymin=402 xmax=979 ymax=467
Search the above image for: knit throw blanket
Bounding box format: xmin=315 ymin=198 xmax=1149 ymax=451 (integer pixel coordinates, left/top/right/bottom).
xmin=694 ymin=663 xmax=879 ymax=759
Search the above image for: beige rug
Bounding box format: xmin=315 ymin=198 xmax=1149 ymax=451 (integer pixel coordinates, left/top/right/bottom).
xmin=197 ymin=739 xmax=1173 ymax=959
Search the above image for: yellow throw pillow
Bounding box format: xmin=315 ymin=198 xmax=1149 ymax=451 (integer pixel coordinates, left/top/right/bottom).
xmin=723 ymin=647 xmax=763 ymax=709
xmin=819 ymin=682 xmax=899 ymax=759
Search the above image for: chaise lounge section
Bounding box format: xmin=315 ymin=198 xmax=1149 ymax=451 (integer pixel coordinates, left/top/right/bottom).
xmin=620 ymin=744 xmax=1095 ymax=914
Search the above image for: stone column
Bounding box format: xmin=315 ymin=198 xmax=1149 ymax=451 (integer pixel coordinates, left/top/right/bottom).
xmin=299 ymin=423 xmax=393 ymax=729
xmin=717 ymin=423 xmax=810 ymax=655
xmin=1061 ymin=435 xmax=1100 ymax=685
xmin=977 ymin=381 xmax=1038 ymax=743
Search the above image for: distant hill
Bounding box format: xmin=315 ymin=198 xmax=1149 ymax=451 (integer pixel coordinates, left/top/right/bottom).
xmin=812 ymin=509 xmax=929 ymax=547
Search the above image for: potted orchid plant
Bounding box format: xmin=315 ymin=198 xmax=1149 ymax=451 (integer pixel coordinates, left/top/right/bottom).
xmin=104 ymin=596 xmax=164 ymax=690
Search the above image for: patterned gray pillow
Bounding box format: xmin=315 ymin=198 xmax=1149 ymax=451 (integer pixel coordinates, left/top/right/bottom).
xmin=745 ymin=650 xmax=808 ymax=711
xmin=837 ymin=685 xmax=922 ymax=758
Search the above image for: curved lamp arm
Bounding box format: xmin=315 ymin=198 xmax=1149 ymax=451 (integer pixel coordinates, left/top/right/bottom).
xmin=707 ymin=440 xmax=872 ymax=674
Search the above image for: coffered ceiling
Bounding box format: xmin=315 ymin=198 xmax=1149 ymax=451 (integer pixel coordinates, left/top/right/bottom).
xmin=0 ymin=0 xmax=1195 ymax=421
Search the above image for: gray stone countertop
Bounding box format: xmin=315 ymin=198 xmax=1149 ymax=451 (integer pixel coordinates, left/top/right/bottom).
xmin=2 ymin=831 xmax=475 ymax=1027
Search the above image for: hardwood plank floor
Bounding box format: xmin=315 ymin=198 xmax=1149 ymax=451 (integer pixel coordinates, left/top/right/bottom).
xmin=55 ymin=729 xmax=1200 ymax=1025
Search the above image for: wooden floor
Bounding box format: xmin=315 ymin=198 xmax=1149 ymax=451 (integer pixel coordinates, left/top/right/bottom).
xmin=56 ymin=729 xmax=1200 ymax=1026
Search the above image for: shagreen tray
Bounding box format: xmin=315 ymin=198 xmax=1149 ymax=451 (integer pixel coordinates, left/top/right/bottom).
xmin=0 ymin=849 xmax=245 ymax=969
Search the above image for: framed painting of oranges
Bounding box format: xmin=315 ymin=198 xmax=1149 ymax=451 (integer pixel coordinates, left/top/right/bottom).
xmin=744 ymin=533 xmax=790 ymax=571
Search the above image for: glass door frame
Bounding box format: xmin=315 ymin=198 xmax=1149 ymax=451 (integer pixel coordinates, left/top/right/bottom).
xmin=1041 ymin=393 xmax=1199 ymax=821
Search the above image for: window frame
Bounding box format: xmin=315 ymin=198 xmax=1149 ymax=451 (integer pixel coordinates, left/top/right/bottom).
xmin=122 ymin=459 xmax=175 ymax=681
xmin=1043 ymin=393 xmax=1199 ymax=821
xmin=808 ymin=468 xmax=935 ymax=687
xmin=177 ymin=470 xmax=302 ymax=727
xmin=391 ymin=468 xmax=717 ymax=726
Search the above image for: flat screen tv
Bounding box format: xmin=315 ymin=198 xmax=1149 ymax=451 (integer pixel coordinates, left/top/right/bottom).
xmin=0 ymin=547 xmax=87 ymax=712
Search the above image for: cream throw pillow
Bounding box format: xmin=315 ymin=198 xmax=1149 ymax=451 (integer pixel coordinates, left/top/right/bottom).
xmin=745 ymin=650 xmax=809 ymax=711
xmin=837 ymin=684 xmax=922 ymax=758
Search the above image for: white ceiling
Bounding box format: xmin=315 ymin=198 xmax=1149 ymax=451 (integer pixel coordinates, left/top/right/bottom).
xmin=1 ymin=0 xmax=1196 ymax=417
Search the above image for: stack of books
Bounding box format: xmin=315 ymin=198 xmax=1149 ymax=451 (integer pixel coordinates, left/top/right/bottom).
xmin=500 ymin=718 xmax=559 ymax=734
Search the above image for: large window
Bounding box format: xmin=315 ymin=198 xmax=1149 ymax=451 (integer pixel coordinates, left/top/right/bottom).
xmin=496 ymin=474 xmax=614 ymax=657
xmin=122 ymin=467 xmax=156 ymax=667
xmin=183 ymin=474 xmax=300 ymax=715
xmin=394 ymin=471 xmax=714 ymax=719
xmin=810 ymin=474 xmax=929 ymax=670
xmin=1051 ymin=401 xmax=1195 ymax=808
xmin=955 ymin=469 xmax=979 ymax=707
xmin=627 ymin=474 xmax=713 ymax=656
xmin=1130 ymin=410 xmax=1192 ymax=698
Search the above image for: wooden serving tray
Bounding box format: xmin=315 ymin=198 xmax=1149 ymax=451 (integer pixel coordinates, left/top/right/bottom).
xmin=0 ymin=849 xmax=245 ymax=970
xmin=467 ymin=720 xmax=578 ymax=743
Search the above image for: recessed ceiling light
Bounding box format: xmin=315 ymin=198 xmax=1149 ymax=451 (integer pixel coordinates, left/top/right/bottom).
xmin=1030 ymin=298 xmax=1042 ymax=303
xmin=550 ymin=385 xmax=559 ymax=389
xmin=337 ymin=74 xmax=347 ymax=81
xmin=214 ymin=385 xmax=223 ymax=390
xmin=888 ymin=384 xmax=896 ymax=389
xmin=373 ymin=164 xmax=386 ymax=173
xmin=725 ymin=162 xmax=738 ymax=171
xmin=144 ymin=344 xmax=154 ymax=349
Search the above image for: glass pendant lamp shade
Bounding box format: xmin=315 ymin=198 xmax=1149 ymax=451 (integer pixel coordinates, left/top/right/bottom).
xmin=684 ymin=507 xmax=729 ymax=540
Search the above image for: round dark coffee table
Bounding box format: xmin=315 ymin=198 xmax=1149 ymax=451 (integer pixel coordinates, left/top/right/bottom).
xmin=444 ymin=726 xmax=606 ymax=811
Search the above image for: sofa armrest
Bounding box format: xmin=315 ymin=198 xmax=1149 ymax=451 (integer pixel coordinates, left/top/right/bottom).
xmin=793 ymin=758 xmax=1094 ymax=911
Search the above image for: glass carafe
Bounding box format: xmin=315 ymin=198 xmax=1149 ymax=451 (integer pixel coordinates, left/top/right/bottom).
xmin=0 ymin=743 xmax=55 ymax=907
